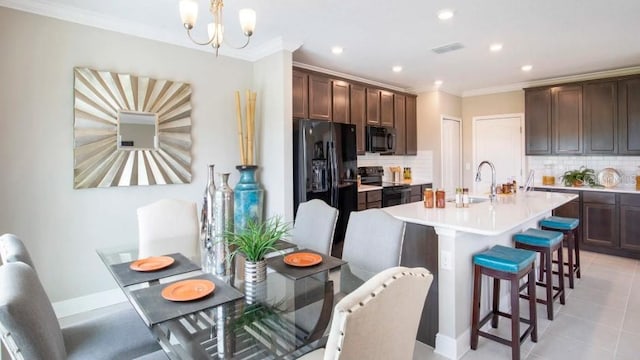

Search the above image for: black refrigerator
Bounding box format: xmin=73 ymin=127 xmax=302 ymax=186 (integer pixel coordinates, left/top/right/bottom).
xmin=293 ymin=119 xmax=358 ymax=255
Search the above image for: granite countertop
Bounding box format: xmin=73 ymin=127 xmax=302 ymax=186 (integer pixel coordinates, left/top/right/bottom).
xmin=534 ymin=183 xmax=639 ymax=194
xmin=383 ymin=191 xmax=577 ymax=236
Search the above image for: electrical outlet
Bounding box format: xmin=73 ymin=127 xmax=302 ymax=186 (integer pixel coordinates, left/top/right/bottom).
xmin=441 ymin=251 xmax=453 ymax=270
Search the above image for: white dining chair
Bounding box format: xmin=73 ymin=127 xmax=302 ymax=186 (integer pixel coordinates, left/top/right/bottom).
xmin=291 ymin=199 xmax=339 ymax=255
xmin=0 ymin=262 xmax=162 ymax=360
xmin=137 ymin=199 xmax=200 ymax=260
xmin=297 ymin=266 xmax=433 ymax=360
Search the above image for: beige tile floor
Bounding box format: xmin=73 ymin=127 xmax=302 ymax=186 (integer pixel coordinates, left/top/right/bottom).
xmin=414 ymin=250 xmax=640 ymax=360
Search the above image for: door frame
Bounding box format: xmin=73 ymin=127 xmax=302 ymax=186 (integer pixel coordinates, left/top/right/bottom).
xmin=471 ymin=113 xmax=525 ymax=190
xmin=440 ymin=115 xmax=463 ymax=190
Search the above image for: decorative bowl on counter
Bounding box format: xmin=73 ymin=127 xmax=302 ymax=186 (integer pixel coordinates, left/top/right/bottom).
xmin=597 ymin=168 xmax=621 ymax=188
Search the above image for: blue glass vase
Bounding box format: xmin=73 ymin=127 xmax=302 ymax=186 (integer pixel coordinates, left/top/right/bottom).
xmin=234 ymin=165 xmax=264 ymax=232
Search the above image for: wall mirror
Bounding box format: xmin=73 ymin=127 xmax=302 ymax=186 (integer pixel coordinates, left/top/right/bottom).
xmin=73 ymin=67 xmax=192 ymax=189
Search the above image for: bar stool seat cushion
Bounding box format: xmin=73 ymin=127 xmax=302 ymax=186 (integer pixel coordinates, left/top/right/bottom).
xmin=473 ymin=245 xmax=536 ymax=274
xmin=540 ymin=216 xmax=579 ymax=231
xmin=514 ymin=228 xmax=563 ymax=248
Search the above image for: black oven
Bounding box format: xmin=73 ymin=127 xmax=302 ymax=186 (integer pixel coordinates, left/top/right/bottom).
xmin=382 ymin=185 xmax=412 ymax=207
xmin=366 ymin=125 xmax=396 ymax=154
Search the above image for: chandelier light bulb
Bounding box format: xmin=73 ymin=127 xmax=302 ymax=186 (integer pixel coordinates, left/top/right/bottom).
xmin=239 ymin=9 xmax=256 ymax=36
xmin=208 ymin=23 xmax=224 ymax=47
xmin=179 ymin=0 xmax=198 ymax=29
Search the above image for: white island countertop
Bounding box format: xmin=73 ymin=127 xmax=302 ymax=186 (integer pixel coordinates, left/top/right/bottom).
xmin=383 ymin=191 xmax=578 ymax=236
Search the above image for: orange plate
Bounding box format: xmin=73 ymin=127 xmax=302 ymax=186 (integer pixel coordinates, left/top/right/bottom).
xmin=283 ymin=252 xmax=323 ymax=267
xmin=129 ymin=256 xmax=175 ymax=272
xmin=161 ymin=279 xmax=215 ymax=302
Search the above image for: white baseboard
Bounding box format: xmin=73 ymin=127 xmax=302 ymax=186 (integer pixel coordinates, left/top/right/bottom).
xmin=52 ymin=288 xmax=126 ymax=319
xmin=435 ymin=329 xmax=471 ymax=360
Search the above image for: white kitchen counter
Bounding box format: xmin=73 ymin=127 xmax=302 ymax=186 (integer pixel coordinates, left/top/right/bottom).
xmin=384 ymin=191 xmax=578 ymax=236
xmin=357 ymin=184 xmax=383 ymax=192
xmin=534 ymin=183 xmax=639 ymax=194
xmin=383 ymin=190 xmax=576 ymax=359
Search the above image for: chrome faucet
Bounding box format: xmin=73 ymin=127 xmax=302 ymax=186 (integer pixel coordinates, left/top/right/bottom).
xmin=475 ymin=161 xmax=497 ymax=202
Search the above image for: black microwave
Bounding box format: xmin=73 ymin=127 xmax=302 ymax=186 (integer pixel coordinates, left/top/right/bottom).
xmin=366 ymin=125 xmax=396 ymax=154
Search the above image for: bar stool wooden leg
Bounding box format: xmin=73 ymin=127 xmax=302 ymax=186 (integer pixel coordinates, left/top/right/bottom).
xmin=510 ymin=276 xmax=521 ymax=360
xmin=527 ymin=269 xmax=538 ymax=343
xmin=492 ymin=278 xmax=500 ymax=328
xmin=565 ymin=231 xmax=575 ymax=289
xmin=471 ymin=264 xmax=482 ymax=350
xmin=558 ymin=244 xmax=566 ymax=305
xmin=544 ymin=247 xmax=554 ymax=320
xmin=573 ymin=228 xmax=581 ymax=278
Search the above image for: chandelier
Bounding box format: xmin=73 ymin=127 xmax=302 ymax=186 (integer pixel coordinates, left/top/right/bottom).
xmin=179 ymin=0 xmax=256 ymax=56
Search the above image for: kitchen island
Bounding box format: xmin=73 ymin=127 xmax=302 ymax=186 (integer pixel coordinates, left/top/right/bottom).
xmin=384 ymin=191 xmax=578 ymax=360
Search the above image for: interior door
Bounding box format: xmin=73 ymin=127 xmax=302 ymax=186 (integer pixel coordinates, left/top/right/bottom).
xmin=441 ymin=117 xmax=462 ymax=197
xmin=473 ymin=115 xmax=524 ymax=194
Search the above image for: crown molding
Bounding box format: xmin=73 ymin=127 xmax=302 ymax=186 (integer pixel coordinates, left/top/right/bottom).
xmin=293 ymin=62 xmax=412 ymax=94
xmin=462 ymin=65 xmax=640 ymax=97
xmin=0 ymin=0 xmax=294 ymax=62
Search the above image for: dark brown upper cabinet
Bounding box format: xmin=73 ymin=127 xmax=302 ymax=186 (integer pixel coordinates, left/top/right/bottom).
xmin=552 ymin=85 xmax=583 ymax=154
xmin=525 ymin=88 xmax=552 ymax=155
xmin=583 ymin=80 xmax=617 ymax=154
xmin=350 ymin=84 xmax=366 ymax=155
xmin=366 ymin=88 xmax=381 ymax=125
xmin=292 ymin=69 xmax=308 ymax=119
xmin=394 ymin=94 xmax=406 ymax=155
xmin=405 ymin=96 xmax=417 ymax=155
xmin=332 ymin=80 xmax=350 ymax=124
xmin=618 ymin=77 xmax=640 ymax=155
xmin=380 ymin=91 xmax=394 ymax=127
xmin=308 ymin=75 xmax=331 ymax=121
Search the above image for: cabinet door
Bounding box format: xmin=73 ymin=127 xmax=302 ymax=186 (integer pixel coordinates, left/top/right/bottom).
xmin=366 ymin=88 xmax=381 ymax=125
xmin=405 ymin=96 xmax=418 ymax=155
xmin=618 ymin=76 xmax=640 ymax=155
xmin=583 ymin=80 xmax=617 ymax=154
xmin=332 ymin=80 xmax=350 ymax=124
xmin=525 ymin=88 xmax=552 ymax=154
xmin=292 ymin=70 xmax=308 ymax=119
xmin=620 ymin=194 xmax=640 ymax=252
xmin=309 ymin=75 xmax=331 ymax=121
xmin=350 ymin=84 xmax=366 ymax=154
xmin=552 ymin=85 xmax=583 ymax=154
xmin=394 ymin=94 xmax=406 ymax=155
xmin=583 ymin=192 xmax=617 ymax=248
xmin=380 ymin=91 xmax=394 ymax=127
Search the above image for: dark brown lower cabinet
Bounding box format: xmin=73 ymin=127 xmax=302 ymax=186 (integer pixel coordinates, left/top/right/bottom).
xmin=620 ymin=194 xmax=640 ymax=252
xmin=582 ymin=192 xmax=618 ymax=249
xmin=358 ymin=190 xmax=382 ymax=210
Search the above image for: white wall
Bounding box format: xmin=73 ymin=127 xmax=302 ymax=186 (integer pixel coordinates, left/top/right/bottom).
xmin=0 ymin=7 xmax=290 ymax=303
xmin=252 ymin=51 xmax=295 ymax=222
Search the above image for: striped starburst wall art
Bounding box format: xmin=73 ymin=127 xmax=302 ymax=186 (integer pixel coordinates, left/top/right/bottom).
xmin=73 ymin=67 xmax=192 ymax=189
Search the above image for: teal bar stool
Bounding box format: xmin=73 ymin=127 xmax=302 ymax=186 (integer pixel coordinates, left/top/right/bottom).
xmin=514 ymin=228 xmax=566 ymax=321
xmin=540 ymin=216 xmax=580 ymax=289
xmin=471 ymin=245 xmax=538 ymax=360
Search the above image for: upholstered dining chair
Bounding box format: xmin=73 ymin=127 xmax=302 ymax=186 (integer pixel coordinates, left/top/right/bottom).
xmin=0 ymin=233 xmax=35 ymax=269
xmin=291 ymin=199 xmax=339 ymax=255
xmin=340 ymin=209 xmax=406 ymax=293
xmin=298 ymin=266 xmax=433 ymax=360
xmin=137 ymin=199 xmax=200 ymax=260
xmin=0 ymin=262 xmax=162 ymax=360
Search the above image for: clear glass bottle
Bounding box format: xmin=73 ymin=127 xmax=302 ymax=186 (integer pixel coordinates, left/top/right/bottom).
xmin=436 ymin=189 xmax=446 ymax=208
xmin=543 ymin=164 xmax=555 ymax=185
xmin=423 ymin=188 xmax=434 ymax=208
xmin=455 ymin=188 xmax=463 ymax=208
xmin=462 ymin=188 xmax=470 ymax=208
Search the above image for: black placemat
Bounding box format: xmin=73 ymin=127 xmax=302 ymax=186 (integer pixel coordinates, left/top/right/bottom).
xmin=130 ymin=273 xmax=245 ymax=325
xmin=266 ymin=249 xmax=346 ymax=280
xmin=110 ymin=253 xmax=200 ymax=287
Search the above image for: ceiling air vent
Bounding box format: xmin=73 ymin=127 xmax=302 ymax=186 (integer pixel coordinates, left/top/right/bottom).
xmin=431 ymin=42 xmax=464 ymax=54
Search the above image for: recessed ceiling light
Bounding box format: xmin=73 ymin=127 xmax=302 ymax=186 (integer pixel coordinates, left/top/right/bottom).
xmin=489 ymin=43 xmax=503 ymax=52
xmin=437 ymin=9 xmax=454 ymax=20
xmin=331 ymin=46 xmax=343 ymax=55
xmin=521 ymin=64 xmax=533 ymax=72
xmin=392 ymin=66 xmax=403 ymax=73
xmin=434 ymin=80 xmax=443 ymax=86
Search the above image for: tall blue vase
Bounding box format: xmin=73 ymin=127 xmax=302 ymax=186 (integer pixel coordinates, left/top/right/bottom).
xmin=234 ymin=165 xmax=264 ymax=232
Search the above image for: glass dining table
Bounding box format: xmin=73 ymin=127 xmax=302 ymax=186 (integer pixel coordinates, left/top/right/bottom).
xmin=97 ymin=245 xmax=369 ymax=360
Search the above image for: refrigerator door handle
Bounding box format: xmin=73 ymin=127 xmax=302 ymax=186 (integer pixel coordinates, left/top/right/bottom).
xmin=329 ymin=141 xmax=339 ymax=207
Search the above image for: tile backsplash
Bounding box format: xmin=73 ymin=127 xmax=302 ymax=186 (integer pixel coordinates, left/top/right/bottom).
xmin=527 ymin=156 xmax=640 ymax=185
xmin=358 ymin=150 xmax=433 ymax=183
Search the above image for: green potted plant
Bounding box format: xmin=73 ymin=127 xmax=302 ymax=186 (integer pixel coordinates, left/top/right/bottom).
xmin=225 ymin=216 xmax=290 ymax=283
xmin=561 ymin=166 xmax=596 ymax=187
